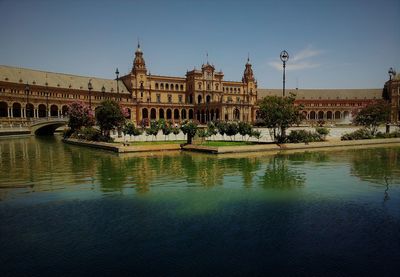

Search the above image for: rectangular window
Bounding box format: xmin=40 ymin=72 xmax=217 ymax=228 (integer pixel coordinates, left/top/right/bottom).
xmin=157 ymin=94 xmax=161 ymax=103
xmin=179 ymin=95 xmax=182 ymax=103
xmin=168 ymin=94 xmax=172 ymax=103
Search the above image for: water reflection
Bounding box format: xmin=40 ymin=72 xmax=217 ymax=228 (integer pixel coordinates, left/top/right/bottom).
xmin=349 ymin=147 xmax=400 ymax=185
xmin=260 ymin=155 xmax=306 ymax=190
xmin=0 ymin=137 xmax=399 ymax=200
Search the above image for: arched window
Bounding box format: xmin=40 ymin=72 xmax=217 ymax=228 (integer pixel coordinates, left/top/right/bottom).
xmin=198 ymin=82 xmax=202 ymax=90
xmin=151 ymin=108 xmax=157 ymax=119
xmin=206 ymin=95 xmax=211 ymax=103
xmin=166 ymin=83 xmax=169 ymax=90
xmin=181 ymin=109 xmax=187 ymax=119
xmin=50 ymin=105 xmax=58 ymax=117
xmin=0 ymin=102 xmax=8 ymax=117
xmin=180 ymin=84 xmax=184 ymax=90
xmin=155 ymin=83 xmax=159 ymax=89
xmin=12 ymin=103 xmax=22 ymax=118
xmin=175 ymin=84 xmax=179 ymax=90
xmin=198 ymin=95 xmax=202 ymax=104
xmin=174 ymin=109 xmax=179 ymax=120
xmin=160 ymin=83 xmax=164 ymax=90
xmin=166 ymin=109 xmax=172 ymax=120
xmin=38 ymin=104 xmax=46 ymax=118
xmin=216 ymin=84 xmax=219 ymax=90
xmin=142 ymin=108 xmax=148 ymax=119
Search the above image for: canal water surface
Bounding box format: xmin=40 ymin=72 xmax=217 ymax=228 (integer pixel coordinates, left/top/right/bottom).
xmin=0 ymin=136 xmax=399 ymax=276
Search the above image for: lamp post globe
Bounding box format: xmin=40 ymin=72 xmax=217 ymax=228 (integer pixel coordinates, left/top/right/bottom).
xmin=388 ymin=67 xmax=396 ymax=81
xmin=115 ymin=68 xmax=120 ymax=94
xmin=280 ymin=50 xmax=289 ymax=97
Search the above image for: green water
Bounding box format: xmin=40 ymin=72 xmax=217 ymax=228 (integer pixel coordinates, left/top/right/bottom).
xmin=0 ymin=136 xmax=399 ymax=276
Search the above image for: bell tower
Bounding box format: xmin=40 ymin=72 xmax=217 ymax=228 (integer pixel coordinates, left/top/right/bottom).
xmin=242 ymin=57 xmax=255 ymax=84
xmin=242 ymin=57 xmax=257 ymax=102
xmin=131 ymin=43 xmax=149 ymax=101
xmin=132 ymin=42 xmax=147 ymax=75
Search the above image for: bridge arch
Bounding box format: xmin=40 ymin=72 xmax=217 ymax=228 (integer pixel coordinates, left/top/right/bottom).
xmin=30 ymin=118 xmax=68 ymax=135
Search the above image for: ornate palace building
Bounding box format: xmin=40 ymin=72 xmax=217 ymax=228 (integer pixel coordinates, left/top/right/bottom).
xmin=0 ymin=44 xmax=258 ymax=126
xmin=0 ymin=44 xmax=391 ymax=127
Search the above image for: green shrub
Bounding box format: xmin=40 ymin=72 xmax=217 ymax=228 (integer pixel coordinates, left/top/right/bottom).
xmin=216 ymin=121 xmax=228 ymax=138
xmin=341 ymin=128 xmax=373 ymax=140
xmin=287 ymin=129 xmax=323 ymax=143
xmin=315 ymin=127 xmax=329 ymax=139
xmin=238 ymin=121 xmax=253 ymax=140
xmin=375 ymin=131 xmax=400 ymax=138
xmin=76 ymin=127 xmax=114 ymax=142
xmin=226 ymin=122 xmax=239 ymax=140
xmin=250 ymin=130 xmax=262 ymax=141
xmin=207 ymin=122 xmax=218 ymax=139
xmin=197 ymin=129 xmax=209 ymax=138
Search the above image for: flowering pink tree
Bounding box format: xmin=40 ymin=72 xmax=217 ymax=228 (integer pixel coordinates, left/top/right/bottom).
xmin=67 ymin=101 xmax=95 ymax=132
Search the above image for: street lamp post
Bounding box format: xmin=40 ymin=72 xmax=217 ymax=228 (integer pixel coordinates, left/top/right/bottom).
xmin=45 ymin=82 xmax=49 ymax=118
xmin=387 ymin=67 xmax=396 ymax=128
xmin=115 ymin=68 xmax=119 ymax=94
xmin=102 ymin=85 xmax=106 ymax=100
xmin=25 ymin=83 xmax=30 ymax=120
xmin=46 ymin=93 xmax=49 ymax=119
xmin=280 ymin=50 xmax=289 ymax=97
xmin=88 ymin=79 xmax=93 ymax=109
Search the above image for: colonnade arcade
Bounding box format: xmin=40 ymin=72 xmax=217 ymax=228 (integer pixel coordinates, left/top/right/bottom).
xmin=302 ymin=110 xmax=351 ymax=121
xmin=0 ymin=101 xmax=132 ymax=121
xmin=138 ymin=106 xmax=253 ymax=124
xmin=0 ymin=101 xmax=69 ymax=119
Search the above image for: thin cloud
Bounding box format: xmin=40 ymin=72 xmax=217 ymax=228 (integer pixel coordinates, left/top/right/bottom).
xmin=269 ymin=46 xmax=323 ymax=71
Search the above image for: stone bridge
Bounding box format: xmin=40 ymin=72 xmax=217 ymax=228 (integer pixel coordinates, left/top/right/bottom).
xmin=0 ymin=117 xmax=69 ymax=136
xmin=29 ymin=117 xmax=68 ymax=135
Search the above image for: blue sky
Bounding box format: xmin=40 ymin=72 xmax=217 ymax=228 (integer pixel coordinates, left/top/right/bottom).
xmin=0 ymin=0 xmax=399 ymax=89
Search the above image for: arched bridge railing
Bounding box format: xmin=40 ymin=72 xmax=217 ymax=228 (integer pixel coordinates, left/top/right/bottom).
xmin=29 ymin=117 xmax=69 ymax=135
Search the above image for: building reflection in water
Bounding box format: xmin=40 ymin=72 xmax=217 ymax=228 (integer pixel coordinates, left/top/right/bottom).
xmin=0 ymin=137 xmax=399 ymax=198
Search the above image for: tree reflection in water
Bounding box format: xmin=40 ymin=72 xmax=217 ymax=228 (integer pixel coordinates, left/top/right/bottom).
xmin=260 ymin=155 xmax=306 ymax=190
xmin=349 ymin=147 xmax=400 ymax=193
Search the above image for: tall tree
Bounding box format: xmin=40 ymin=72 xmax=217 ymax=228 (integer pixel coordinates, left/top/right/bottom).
xmin=258 ymin=94 xmax=303 ymax=142
xmin=353 ymin=100 xmax=391 ymax=135
xmin=95 ymin=100 xmax=127 ymax=137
